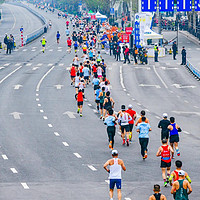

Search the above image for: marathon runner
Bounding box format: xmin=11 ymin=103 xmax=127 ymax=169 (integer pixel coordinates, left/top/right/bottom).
xmin=74 ymin=72 xmax=80 ymax=94
xmin=95 ymin=85 xmax=101 ymax=113
xmin=158 ymin=113 xmax=171 ymax=141
xmin=136 ymin=117 xmax=151 ymax=159
xmin=70 ymin=64 xmax=76 ymax=86
xmin=103 ymin=150 xmax=126 ymax=200
xmin=56 ymin=31 xmax=60 ymax=44
xmin=67 ymin=37 xmax=72 ymax=53
xmin=171 ymin=170 xmax=192 ymax=200
xmin=126 ymin=104 xmax=136 ymax=142
xmin=76 ymin=89 xmax=84 ymax=117
xmin=99 ymin=87 xmax=106 ymax=119
xmin=156 ymin=139 xmax=174 ymax=187
xmin=82 ymin=64 xmax=90 ymax=85
xmin=168 ymin=117 xmax=182 ymax=158
xmin=103 ymin=91 xmax=115 ymax=121
xmin=148 ymin=184 xmax=167 ymax=200
xmin=104 ymin=109 xmax=117 ymax=150
xmin=40 ymin=36 xmax=47 ymax=53
xmin=135 ymin=110 xmax=149 ymax=126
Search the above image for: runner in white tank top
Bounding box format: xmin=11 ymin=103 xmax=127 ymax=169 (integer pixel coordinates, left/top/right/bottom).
xmin=109 ymin=158 xmax=121 ymax=179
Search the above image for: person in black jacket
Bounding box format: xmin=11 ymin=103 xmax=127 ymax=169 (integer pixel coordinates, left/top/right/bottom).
xmin=116 ymin=45 xmax=121 ymax=61
xmin=172 ymin=41 xmax=177 ymax=60
xmin=181 ymin=46 xmax=186 ymax=65
xmin=6 ymin=38 xmax=12 ymax=54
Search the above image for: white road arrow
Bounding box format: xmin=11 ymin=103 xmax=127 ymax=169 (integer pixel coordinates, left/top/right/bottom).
xmin=160 ymin=67 xmax=178 ymax=70
xmin=139 ymin=84 xmax=161 ymax=88
xmin=13 ymin=85 xmax=23 ymax=90
xmin=63 ymin=111 xmax=76 ymax=118
xmin=134 ymin=66 xmax=151 ymax=70
xmin=10 ymin=112 xmax=23 ymax=119
xmin=54 ymin=85 xmax=63 ymax=90
xmin=172 ymin=84 xmax=196 ymax=89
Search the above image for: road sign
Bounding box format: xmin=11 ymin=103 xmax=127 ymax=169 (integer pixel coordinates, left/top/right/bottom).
xmin=141 ymin=0 xmax=157 ymax=12
xmin=159 ymin=0 xmax=174 ymax=12
xmin=194 ymin=0 xmax=200 ymax=11
xmin=121 ymin=34 xmax=129 ymax=43
xmin=110 ymin=8 xmax=114 ymax=15
xmin=125 ymin=27 xmax=133 ymax=35
xmin=177 ymin=0 xmax=192 ymax=11
xmin=134 ymin=14 xmax=141 ymax=48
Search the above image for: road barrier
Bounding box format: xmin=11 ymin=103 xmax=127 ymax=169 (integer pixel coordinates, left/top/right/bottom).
xmin=186 ymin=59 xmax=200 ymax=79
xmin=8 ymin=2 xmax=48 ymax=45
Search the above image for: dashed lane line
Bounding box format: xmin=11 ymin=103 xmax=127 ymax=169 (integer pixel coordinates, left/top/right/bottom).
xmin=43 ymin=116 xmax=48 ymax=119
xmin=4 ymin=63 xmax=10 ymax=66
xmin=194 ymin=106 xmax=199 ymax=108
xmin=40 ymin=110 xmax=44 ymax=113
xmin=36 ymin=98 xmax=39 ymax=101
xmin=54 ymin=132 xmax=60 ymax=136
xmin=26 ymin=63 xmax=32 ymax=66
xmin=73 ymin=153 xmax=82 ymax=158
xmin=10 ymin=168 xmax=18 ymax=173
xmin=88 ymin=165 xmax=97 ymax=171
xmin=48 ymin=124 xmax=53 ymax=128
xmin=36 ymin=93 xmax=39 ymax=96
xmin=2 ymin=155 xmax=8 ymax=160
xmin=183 ymin=131 xmax=190 ymax=135
xmin=21 ymin=183 xmax=29 ymax=189
xmin=37 ymin=104 xmax=41 ymax=107
xmin=120 ymin=66 xmax=125 ymax=89
xmin=36 ymin=66 xmax=55 ymax=92
xmin=0 ymin=66 xmax=23 ymax=84
xmin=62 ymin=142 xmax=69 ymax=147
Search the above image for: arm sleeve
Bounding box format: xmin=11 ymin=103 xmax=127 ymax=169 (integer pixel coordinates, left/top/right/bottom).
xmin=186 ymin=176 xmax=192 ymax=183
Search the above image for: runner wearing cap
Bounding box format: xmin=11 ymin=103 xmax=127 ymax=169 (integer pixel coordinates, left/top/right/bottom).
xmin=168 ymin=117 xmax=182 ymax=158
xmin=148 ymin=184 xmax=167 ymax=200
xmin=104 ymin=109 xmax=118 ymax=150
xmin=136 ymin=117 xmax=151 ymax=159
xmin=118 ymin=105 xmax=132 ymax=146
xmin=103 ymin=150 xmax=126 ymax=200
xmin=126 ymin=104 xmax=137 ymax=142
xmin=171 ymin=170 xmax=192 ymax=200
xmin=158 ymin=113 xmax=171 ymax=141
xmin=169 ymin=160 xmax=191 ymax=186
xmin=156 ymin=139 xmax=174 ymax=187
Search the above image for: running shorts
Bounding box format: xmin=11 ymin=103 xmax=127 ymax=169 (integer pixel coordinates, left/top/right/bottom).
xmin=110 ymin=179 xmax=121 ymax=190
xmin=170 ymin=134 xmax=179 ymax=143
xmin=95 ymin=100 xmax=100 ymax=103
xmin=80 ymin=72 xmax=83 ymax=77
xmin=161 ymin=132 xmax=169 ymax=140
xmin=94 ymin=85 xmax=98 ymax=90
xmin=77 ymin=101 xmax=83 ymax=106
xmin=84 ymin=76 xmax=89 ymax=80
xmin=100 ymin=103 xmax=103 ymax=109
xmin=71 ymin=76 xmax=75 ymax=79
xmin=129 ymin=124 xmax=134 ymax=132
xmin=121 ymin=125 xmax=129 ymax=133
xmin=160 ymin=160 xmax=171 ymax=168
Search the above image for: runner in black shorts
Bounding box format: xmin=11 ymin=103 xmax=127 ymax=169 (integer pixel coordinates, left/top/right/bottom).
xmin=158 ymin=113 xmax=170 ymax=141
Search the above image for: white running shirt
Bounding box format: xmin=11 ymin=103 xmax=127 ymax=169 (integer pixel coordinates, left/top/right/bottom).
xmin=109 ymin=158 xmax=121 ymax=179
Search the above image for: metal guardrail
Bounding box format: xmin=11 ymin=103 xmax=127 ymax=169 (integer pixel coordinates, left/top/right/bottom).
xmin=8 ymin=2 xmax=48 ymax=45
xmin=186 ymin=59 xmax=200 ymax=79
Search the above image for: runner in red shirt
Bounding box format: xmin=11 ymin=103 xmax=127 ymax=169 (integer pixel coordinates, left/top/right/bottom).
xmin=70 ymin=64 xmax=76 ymax=86
xmin=76 ymin=89 xmax=83 ymax=117
xmin=79 ymin=63 xmax=84 ymax=78
xmin=126 ymin=104 xmax=137 ymax=141
xmin=67 ymin=37 xmax=72 ymax=53
xmin=92 ymin=64 xmax=97 ymax=77
xmin=66 ymin=20 xmax=69 ymax=28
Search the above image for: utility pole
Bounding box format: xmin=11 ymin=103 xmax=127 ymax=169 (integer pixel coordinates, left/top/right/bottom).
xmin=138 ymin=0 xmax=141 ymax=13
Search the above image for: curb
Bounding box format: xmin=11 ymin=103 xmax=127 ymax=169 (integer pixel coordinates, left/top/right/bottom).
xmin=179 ymin=31 xmax=200 ymax=45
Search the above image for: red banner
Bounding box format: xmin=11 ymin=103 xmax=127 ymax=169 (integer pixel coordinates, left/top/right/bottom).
xmin=121 ymin=34 xmax=129 ymax=43
xmin=91 ymin=15 xmax=96 ymax=20
xmin=125 ymin=27 xmax=133 ymax=35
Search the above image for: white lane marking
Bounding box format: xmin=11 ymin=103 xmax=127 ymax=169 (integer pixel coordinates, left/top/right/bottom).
xmin=54 ymin=85 xmax=63 ymax=89
xmin=4 ymin=63 xmax=10 ymax=66
xmin=63 ymin=111 xmax=76 ymax=118
xmin=155 ymin=116 xmax=160 ymax=119
xmin=88 ymin=165 xmax=97 ymax=171
xmin=123 ymin=89 xmax=127 ymax=91
xmin=10 ymin=112 xmax=23 ymax=119
xmin=177 ymin=95 xmax=180 ymax=98
xmin=26 ymin=63 xmax=32 ymax=66
xmin=40 ymin=110 xmax=44 ymax=113
xmin=54 ymin=132 xmax=60 ymax=136
xmin=144 ymin=109 xmax=150 ymax=112
xmin=183 ymin=131 xmax=190 ymax=135
xmin=58 ymin=47 xmax=63 ymax=49
xmin=36 ymin=66 xmax=55 ymax=92
xmin=13 ymin=85 xmax=23 ymax=90
xmin=43 ymin=116 xmax=48 ymax=119
xmin=8 ymin=6 xmax=16 ymax=30
xmin=105 ymin=180 xmax=109 ymax=184
xmin=22 ymin=49 xmax=27 ymax=52
xmin=48 ymin=124 xmax=53 ymax=128
xmin=62 ymin=142 xmax=69 ymax=147
xmin=36 ymin=98 xmax=39 ymax=101
xmin=37 ymin=63 xmax=43 ymax=66
xmin=73 ymin=153 xmax=82 ymax=158
xmin=169 ymin=91 xmax=174 ymax=93
xmin=127 ymin=93 xmax=130 ymax=96
xmin=120 ymin=66 xmax=125 ymax=89
xmin=32 ymin=67 xmax=39 ymax=71
xmin=172 ymin=111 xmax=200 ymax=116
xmin=93 ymin=109 xmax=98 ymax=113
xmin=31 ymin=49 xmax=36 ymax=52
xmin=49 ymin=49 xmax=53 ymax=52
xmin=132 ymin=98 xmax=135 ymax=101
xmin=194 ymin=106 xmax=199 ymax=108
xmin=57 ymin=49 xmax=62 ymax=52
xmin=36 ymin=94 xmax=39 ymax=96
xmin=10 ymin=168 xmax=18 ymax=173
xmin=153 ymin=65 xmax=168 ymax=89
xmin=48 ymin=64 xmax=53 ymax=66
xmin=125 ymin=198 xmax=132 ymax=200
xmin=21 ymin=183 xmax=29 ymax=189
xmin=139 ymin=84 xmax=161 ymax=88
xmin=0 ymin=66 xmax=23 ymax=84
xmin=0 ymin=67 xmax=5 ymax=70
xmin=184 ymin=100 xmax=189 ymax=103
xmin=134 ymin=66 xmax=150 ymax=70
xmin=172 ymin=84 xmax=196 ymax=89
xmin=59 ymin=63 xmax=64 ymax=66
xmin=137 ymin=103 xmax=141 ymax=106
xmin=196 ymin=48 xmax=200 ymax=50
xmin=88 ymin=104 xmax=92 ymax=107
xmin=188 ymin=48 xmax=191 ymax=50
xmin=2 ymin=155 xmax=8 ymax=160
xmin=38 ymin=104 xmax=41 ymax=107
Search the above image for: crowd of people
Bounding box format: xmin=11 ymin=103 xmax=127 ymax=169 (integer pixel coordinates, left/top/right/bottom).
xmin=2 ymin=33 xmax=15 ymax=54
xmin=63 ymin=16 xmax=192 ymax=200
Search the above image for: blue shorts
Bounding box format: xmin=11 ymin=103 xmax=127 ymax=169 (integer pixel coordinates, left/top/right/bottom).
xmin=110 ymin=179 xmax=121 ymax=189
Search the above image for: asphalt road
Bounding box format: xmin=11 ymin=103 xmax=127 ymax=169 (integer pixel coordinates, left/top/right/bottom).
xmin=0 ymin=3 xmax=199 ymax=200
